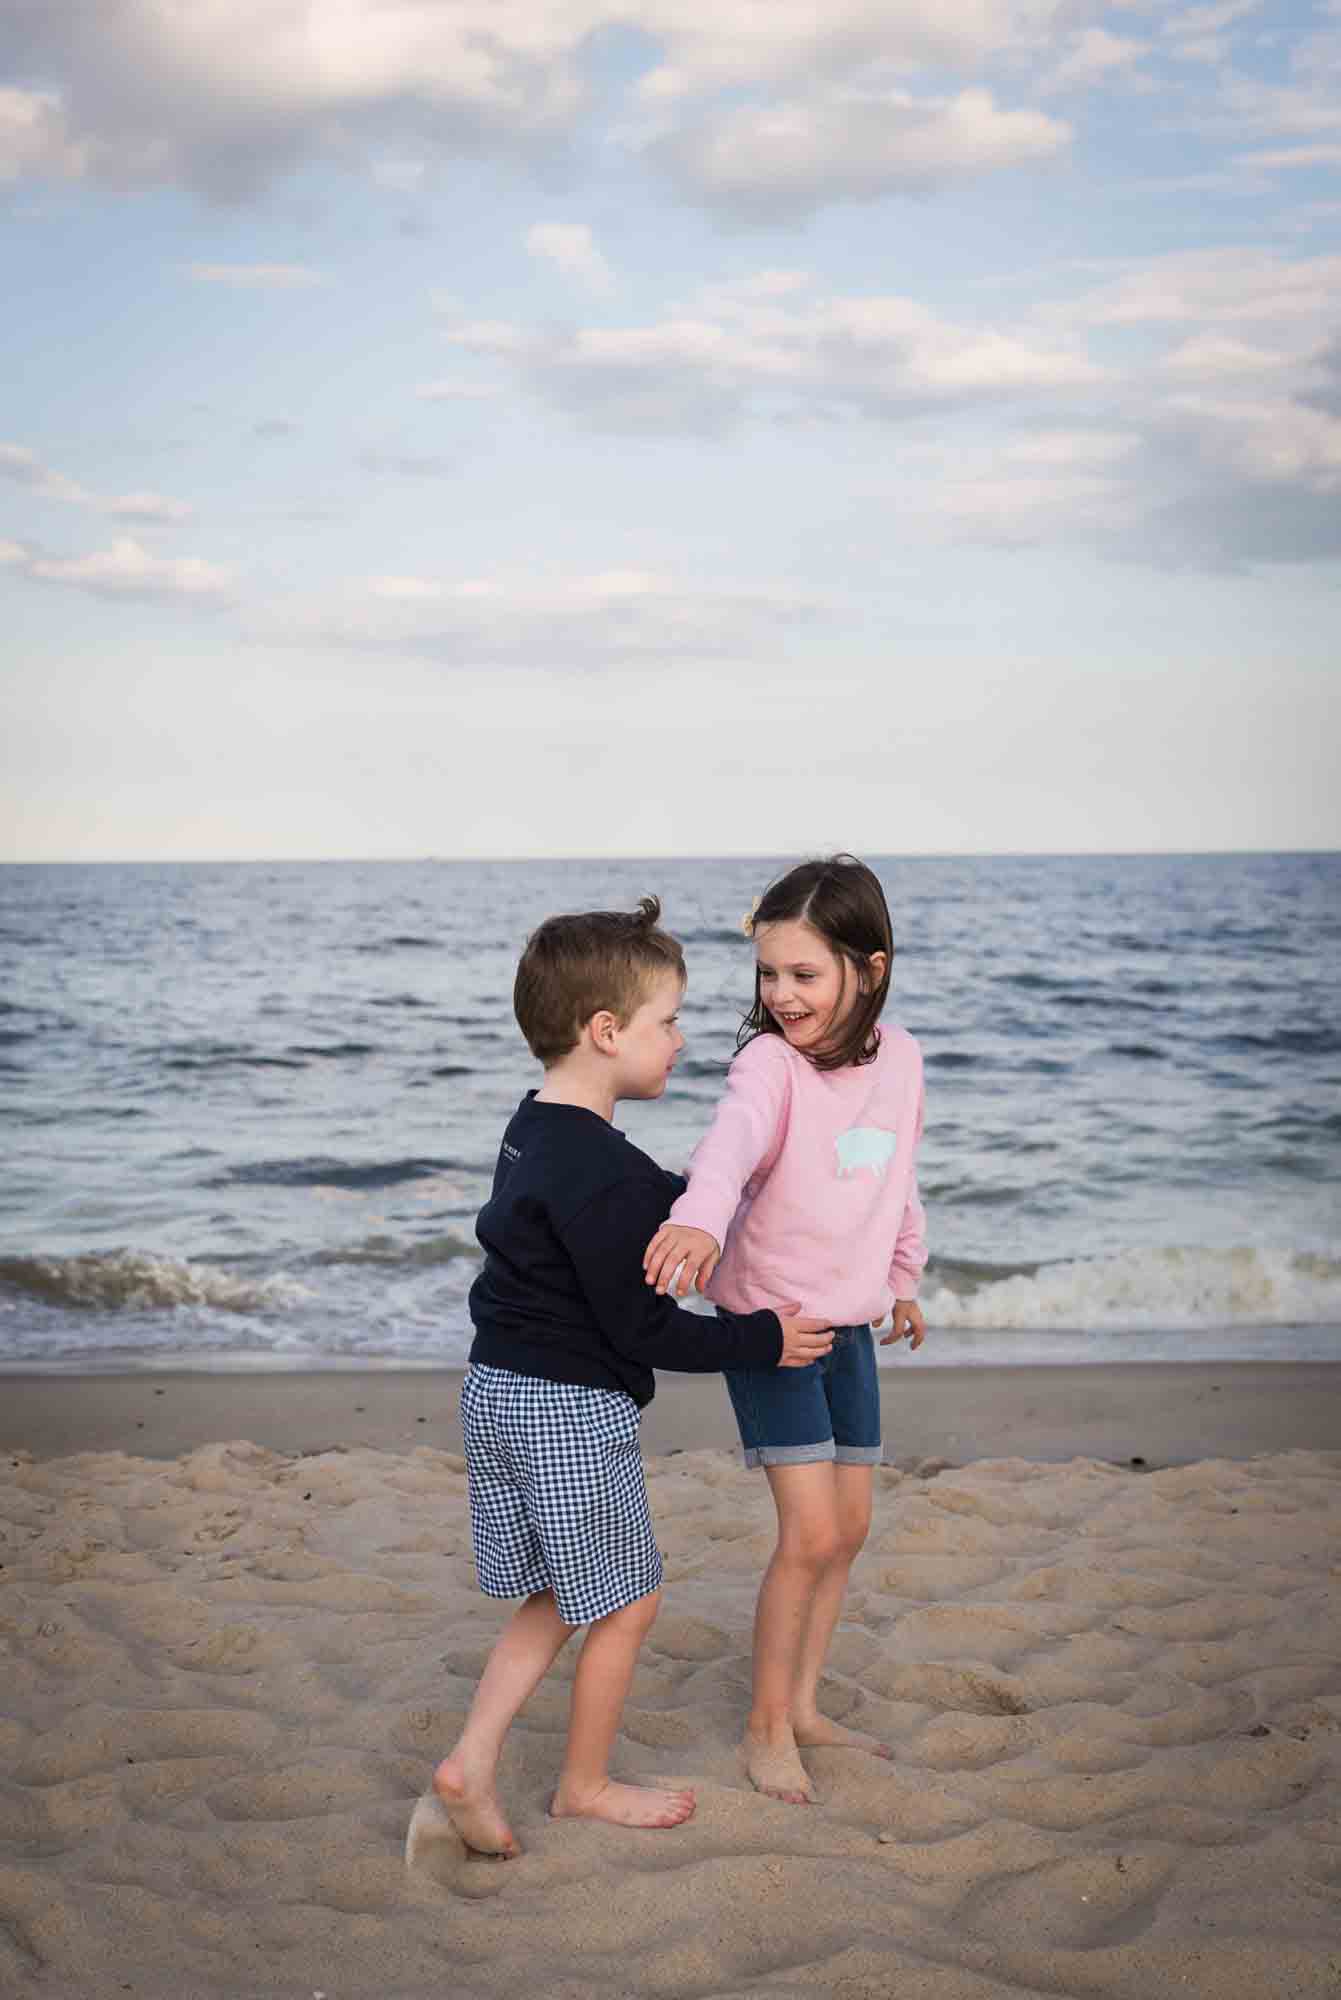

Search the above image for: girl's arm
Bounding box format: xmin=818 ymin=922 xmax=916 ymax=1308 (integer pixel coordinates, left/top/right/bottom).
xmin=643 ymin=1038 xmax=791 ymax=1296
xmin=882 ymin=1080 xmax=928 ymax=1348
xmin=890 ymin=1173 xmax=928 ymax=1300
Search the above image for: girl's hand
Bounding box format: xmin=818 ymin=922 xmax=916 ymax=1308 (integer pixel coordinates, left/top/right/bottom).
xmin=643 ymin=1223 xmax=721 ymax=1297
xmin=876 ymin=1299 xmax=926 ymax=1350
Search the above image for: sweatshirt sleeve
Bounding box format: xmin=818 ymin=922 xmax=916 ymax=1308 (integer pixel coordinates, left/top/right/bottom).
xmin=889 ymin=1079 xmax=928 ymax=1297
xmin=561 ymin=1174 xmax=784 ymax=1375
xmin=668 ymin=1037 xmax=791 ymax=1248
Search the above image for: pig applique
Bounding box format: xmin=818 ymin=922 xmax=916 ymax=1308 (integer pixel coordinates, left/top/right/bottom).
xmin=833 ymin=1126 xmax=897 ymax=1180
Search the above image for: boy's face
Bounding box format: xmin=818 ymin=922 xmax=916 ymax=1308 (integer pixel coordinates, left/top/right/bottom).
xmin=611 ymin=969 xmax=685 ymax=1101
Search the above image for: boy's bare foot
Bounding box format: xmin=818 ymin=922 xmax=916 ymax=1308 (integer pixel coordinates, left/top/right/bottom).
xmin=432 ymin=1753 xmax=520 ymax=1858
xmin=792 ymin=1716 xmax=893 ymax=1759
xmin=743 ymin=1728 xmax=816 ymax=1804
xmin=549 ymin=1779 xmax=696 ymax=1828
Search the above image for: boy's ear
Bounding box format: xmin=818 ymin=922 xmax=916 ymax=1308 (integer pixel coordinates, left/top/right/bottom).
xmin=585 ymin=1009 xmax=621 ymax=1054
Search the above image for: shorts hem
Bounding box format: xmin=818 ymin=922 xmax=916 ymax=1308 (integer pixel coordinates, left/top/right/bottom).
xmin=477 ymin=1562 xmax=664 ymax=1629
xmin=833 ymin=1445 xmax=883 ymax=1465
xmin=742 ymin=1441 xmax=835 ymax=1469
xmin=557 ymin=1567 xmax=663 ymax=1629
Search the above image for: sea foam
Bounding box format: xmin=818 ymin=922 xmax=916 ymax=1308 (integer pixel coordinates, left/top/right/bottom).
xmin=923 ymin=1246 xmax=1341 ymax=1331
xmin=0 ymin=1251 xmax=309 ymax=1314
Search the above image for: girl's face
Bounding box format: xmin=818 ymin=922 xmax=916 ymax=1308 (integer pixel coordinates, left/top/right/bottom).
xmin=754 ymin=919 xmax=884 ymax=1056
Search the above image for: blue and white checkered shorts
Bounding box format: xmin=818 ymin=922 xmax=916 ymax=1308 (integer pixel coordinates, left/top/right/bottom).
xmin=460 ymin=1364 xmax=663 ymax=1627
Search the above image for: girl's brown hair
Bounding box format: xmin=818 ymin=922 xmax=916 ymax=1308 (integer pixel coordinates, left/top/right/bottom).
xmin=738 ymin=855 xmax=892 ymax=1072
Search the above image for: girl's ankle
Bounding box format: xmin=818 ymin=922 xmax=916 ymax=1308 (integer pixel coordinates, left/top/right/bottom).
xmin=746 ymin=1715 xmax=796 ymax=1745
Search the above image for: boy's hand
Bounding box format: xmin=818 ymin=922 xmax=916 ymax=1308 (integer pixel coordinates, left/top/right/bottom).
xmin=776 ymin=1308 xmax=835 ymax=1368
xmin=875 ymin=1299 xmax=926 ymax=1350
xmin=644 ymin=1223 xmax=721 ymax=1298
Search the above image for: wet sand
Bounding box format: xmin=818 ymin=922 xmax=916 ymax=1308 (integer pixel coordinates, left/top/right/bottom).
xmin=6 ymin=1357 xmax=1341 ymax=1466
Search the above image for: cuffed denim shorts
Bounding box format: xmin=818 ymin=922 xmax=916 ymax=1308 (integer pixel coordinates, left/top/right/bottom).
xmin=724 ymin=1324 xmax=882 ymax=1470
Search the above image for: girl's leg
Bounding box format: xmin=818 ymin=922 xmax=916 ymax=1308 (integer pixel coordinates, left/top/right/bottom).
xmin=744 ymin=1462 xmax=844 ymax=1802
xmin=790 ymin=1464 xmax=890 ymax=1757
xmin=434 ymin=1587 xmax=575 ymax=1855
xmin=551 ymin=1587 xmax=696 ymax=1828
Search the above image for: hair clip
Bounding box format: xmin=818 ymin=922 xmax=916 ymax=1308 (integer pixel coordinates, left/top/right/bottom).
xmin=740 ymin=895 xmax=761 ymax=938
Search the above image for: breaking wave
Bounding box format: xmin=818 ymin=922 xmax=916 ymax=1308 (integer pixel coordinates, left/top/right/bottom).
xmin=923 ymin=1247 xmax=1341 ymax=1332
xmin=0 ymin=1251 xmax=309 ymax=1314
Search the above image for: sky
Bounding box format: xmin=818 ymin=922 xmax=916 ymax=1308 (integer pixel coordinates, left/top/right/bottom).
xmin=2 ymin=1 xmax=1339 ymax=863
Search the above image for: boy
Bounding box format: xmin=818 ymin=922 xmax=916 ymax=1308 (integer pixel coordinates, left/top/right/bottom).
xmin=421 ymin=897 xmax=834 ymax=1858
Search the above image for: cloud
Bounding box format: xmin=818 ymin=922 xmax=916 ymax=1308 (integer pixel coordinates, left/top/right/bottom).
xmin=358 ymin=448 xmax=458 ymax=479
xmin=413 ymin=380 xmax=500 ymax=402
xmin=1242 ymin=144 xmax=1341 ymax=170
xmin=1056 ymin=247 xmax=1341 ymax=330
xmin=852 ymin=239 xmax=1341 ymax=573
xmin=656 ymin=87 xmax=1070 ymax=219
xmin=634 ymin=0 xmax=1079 ymax=96
xmin=1042 ymin=29 xmax=1150 ymax=95
xmin=524 ymin=222 xmax=615 ymax=293
xmin=3 ymin=536 xmax=232 ymax=601
xmin=1300 ymin=336 xmax=1341 ymax=418
xmin=0 ymin=0 xmax=1082 ymax=216
xmin=442 ymin=287 xmax=1104 ymax=434
xmin=268 ymin=565 xmax=825 ymax=666
xmin=0 ymin=88 xmax=87 ymax=182
xmin=1161 ymin=0 xmax=1262 ymax=64
xmin=0 ymin=4 xmax=598 ymax=199
xmin=1159 ymin=333 xmax=1292 ymax=378
xmin=185 ymin=264 xmax=325 ymax=288
xmin=0 ymin=442 xmax=191 ymax=521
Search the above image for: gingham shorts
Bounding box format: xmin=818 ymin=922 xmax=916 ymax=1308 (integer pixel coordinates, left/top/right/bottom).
xmin=460 ymin=1363 xmax=663 ymax=1627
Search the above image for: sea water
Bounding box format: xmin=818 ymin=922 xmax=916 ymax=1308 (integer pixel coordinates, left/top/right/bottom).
xmin=2 ymin=853 xmax=1338 ymax=1370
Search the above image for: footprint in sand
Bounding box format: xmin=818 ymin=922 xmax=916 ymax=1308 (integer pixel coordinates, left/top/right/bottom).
xmin=646 ymin=1614 xmax=729 ymax=1663
xmin=404 ymin=1794 xmax=509 ymax=1898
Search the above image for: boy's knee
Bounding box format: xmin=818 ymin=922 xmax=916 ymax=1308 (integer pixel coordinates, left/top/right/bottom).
xmin=602 ymin=1586 xmax=661 ymax=1634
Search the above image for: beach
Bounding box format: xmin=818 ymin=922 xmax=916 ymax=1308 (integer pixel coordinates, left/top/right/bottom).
xmin=4 ymin=1364 xmax=1339 ymax=2000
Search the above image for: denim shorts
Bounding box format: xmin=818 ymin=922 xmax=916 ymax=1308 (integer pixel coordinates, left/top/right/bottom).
xmin=724 ymin=1324 xmax=882 ymax=1470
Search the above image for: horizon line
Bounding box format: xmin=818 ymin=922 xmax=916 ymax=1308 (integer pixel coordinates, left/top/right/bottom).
xmin=3 ymin=845 xmax=1339 ymax=867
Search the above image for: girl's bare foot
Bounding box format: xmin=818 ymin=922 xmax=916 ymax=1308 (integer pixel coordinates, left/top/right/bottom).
xmin=550 ymin=1779 xmax=696 ymax=1828
xmin=743 ymin=1727 xmax=816 ymax=1804
xmin=432 ymin=1753 xmax=520 ymax=1858
xmin=792 ymin=1716 xmax=893 ymax=1759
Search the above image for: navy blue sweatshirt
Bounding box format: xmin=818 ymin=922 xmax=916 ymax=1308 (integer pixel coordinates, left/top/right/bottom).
xmin=468 ymin=1093 xmax=784 ymax=1407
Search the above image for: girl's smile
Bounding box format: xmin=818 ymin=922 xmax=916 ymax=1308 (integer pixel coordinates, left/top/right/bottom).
xmin=754 ymin=919 xmax=855 ymax=1054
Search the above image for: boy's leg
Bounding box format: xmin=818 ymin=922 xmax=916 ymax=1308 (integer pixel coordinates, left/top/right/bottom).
xmin=550 ymin=1587 xmax=696 ymax=1828
xmin=434 ymin=1587 xmax=574 ymax=1856
xmin=790 ymin=1464 xmax=891 ymax=1758
xmin=744 ymin=1462 xmax=845 ymax=1802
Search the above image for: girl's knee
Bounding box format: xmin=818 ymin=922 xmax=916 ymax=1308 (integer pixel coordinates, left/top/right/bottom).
xmin=778 ymin=1526 xmax=843 ymax=1574
xmin=837 ymin=1513 xmax=872 ymax=1563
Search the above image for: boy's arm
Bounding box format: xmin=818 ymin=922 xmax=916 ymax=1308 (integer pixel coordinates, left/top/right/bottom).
xmin=665 ymin=1038 xmax=791 ymax=1247
xmin=561 ymin=1175 xmax=784 ymax=1375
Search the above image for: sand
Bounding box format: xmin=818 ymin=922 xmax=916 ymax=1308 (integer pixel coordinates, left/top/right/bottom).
xmin=2 ymin=1368 xmax=1339 ymax=1999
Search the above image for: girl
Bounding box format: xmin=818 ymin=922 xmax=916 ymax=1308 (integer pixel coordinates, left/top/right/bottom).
xmin=643 ymin=855 xmax=926 ymax=1805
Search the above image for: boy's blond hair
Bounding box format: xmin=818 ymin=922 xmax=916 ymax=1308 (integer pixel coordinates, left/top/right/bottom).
xmin=513 ymin=896 xmax=685 ymax=1066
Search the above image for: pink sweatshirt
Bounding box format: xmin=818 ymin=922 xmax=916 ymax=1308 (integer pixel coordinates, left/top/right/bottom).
xmin=669 ymin=1025 xmax=927 ymax=1327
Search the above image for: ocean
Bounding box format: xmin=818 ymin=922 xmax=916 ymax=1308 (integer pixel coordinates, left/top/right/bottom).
xmin=2 ymin=853 xmax=1338 ymax=1373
